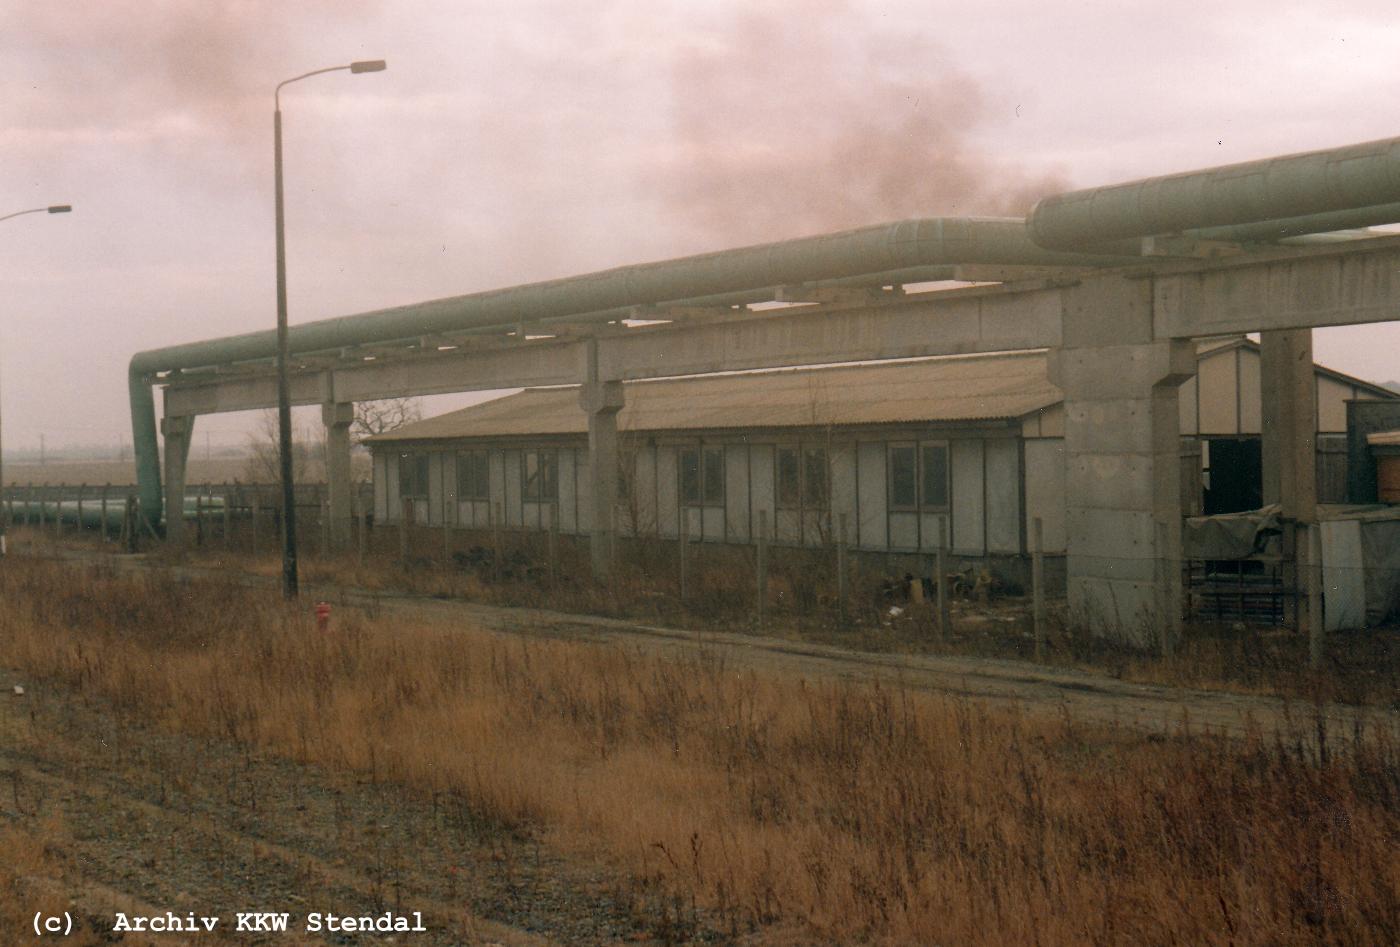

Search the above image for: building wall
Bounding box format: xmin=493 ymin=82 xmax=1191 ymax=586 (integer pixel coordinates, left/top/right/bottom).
xmin=1180 ymin=343 xmax=1383 ymax=436
xmin=375 ymin=428 xmax=1034 ymax=555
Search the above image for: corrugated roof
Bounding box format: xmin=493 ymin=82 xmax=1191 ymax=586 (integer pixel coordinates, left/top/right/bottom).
xmin=368 ymin=351 xmax=1059 ymax=443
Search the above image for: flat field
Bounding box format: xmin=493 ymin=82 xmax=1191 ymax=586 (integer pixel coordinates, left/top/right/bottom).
xmin=1 ymin=557 xmax=1398 ymax=944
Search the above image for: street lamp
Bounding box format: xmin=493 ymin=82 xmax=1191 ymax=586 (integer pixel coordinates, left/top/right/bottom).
xmin=274 ymin=59 xmax=386 ymax=599
xmin=0 ymin=203 xmax=73 ymax=555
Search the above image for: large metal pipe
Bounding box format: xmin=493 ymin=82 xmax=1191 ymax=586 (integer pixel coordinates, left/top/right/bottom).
xmin=129 ymin=217 xmax=1139 ymax=523
xmin=1187 ymin=203 xmax=1400 ymax=244
xmin=1028 ymin=134 xmax=1400 ymax=249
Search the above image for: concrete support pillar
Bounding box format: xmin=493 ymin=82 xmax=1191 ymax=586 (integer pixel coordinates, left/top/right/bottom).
xmin=1049 ymin=276 xmax=1196 ymax=652
xmin=580 ymin=378 xmax=624 ymax=580
xmin=160 ymin=414 xmax=194 ymax=546
xmin=1259 ymin=329 xmax=1318 ymax=522
xmin=322 ymin=401 xmax=355 ymax=550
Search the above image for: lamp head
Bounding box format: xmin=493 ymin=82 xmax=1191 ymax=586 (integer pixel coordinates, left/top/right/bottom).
xmin=350 ymin=60 xmax=387 ymax=74
xmin=47 ymin=205 xmax=72 ymax=214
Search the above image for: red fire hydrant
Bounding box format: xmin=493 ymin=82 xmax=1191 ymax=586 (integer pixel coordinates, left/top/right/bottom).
xmin=314 ymin=601 xmax=332 ymax=633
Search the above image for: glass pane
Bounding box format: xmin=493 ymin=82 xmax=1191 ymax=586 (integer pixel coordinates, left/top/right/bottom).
xmin=921 ymin=444 xmax=948 ymax=508
xmin=523 ymin=452 xmax=540 ymax=500
xmin=474 ymin=451 xmax=490 ymax=498
xmin=541 ymin=451 xmax=558 ymax=500
xmin=803 ymin=448 xmax=828 ymax=509
xmin=703 ymin=448 xmax=725 ymax=504
xmin=416 ymin=456 xmax=429 ymax=497
xmin=680 ymin=449 xmax=700 ymax=504
xmin=776 ymin=448 xmax=800 ymax=508
xmin=890 ymin=446 xmax=917 ymax=508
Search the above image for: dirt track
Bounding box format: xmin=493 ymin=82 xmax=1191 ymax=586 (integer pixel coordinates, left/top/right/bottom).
xmin=64 ymin=548 xmax=1400 ymax=745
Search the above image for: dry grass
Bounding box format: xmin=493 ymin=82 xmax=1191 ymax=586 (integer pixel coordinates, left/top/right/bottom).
xmin=2 ymin=558 xmax=1399 ymax=944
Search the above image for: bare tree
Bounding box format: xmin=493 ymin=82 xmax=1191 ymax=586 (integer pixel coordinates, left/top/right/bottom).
xmin=241 ymin=410 xmax=322 ymax=484
xmin=352 ymin=397 xmax=423 ymax=446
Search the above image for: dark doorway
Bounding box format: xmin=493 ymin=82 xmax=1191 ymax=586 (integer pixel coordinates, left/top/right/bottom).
xmin=1203 ymin=438 xmax=1262 ymax=514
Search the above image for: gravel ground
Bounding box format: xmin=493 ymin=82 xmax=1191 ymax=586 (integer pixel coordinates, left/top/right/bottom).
xmin=0 ymin=667 xmax=724 ymax=945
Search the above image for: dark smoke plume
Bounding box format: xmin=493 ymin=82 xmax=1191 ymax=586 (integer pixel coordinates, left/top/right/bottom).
xmin=649 ymin=5 xmax=1067 ymax=244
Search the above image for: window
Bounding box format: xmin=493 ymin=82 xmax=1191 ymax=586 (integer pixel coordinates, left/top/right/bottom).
xmin=803 ymin=448 xmax=829 ymax=509
xmin=888 ymin=441 xmax=949 ymax=510
xmin=680 ymin=445 xmax=725 ymax=506
xmin=889 ymin=445 xmax=917 ymax=509
xmin=777 ymin=446 xmax=829 ymax=510
xmin=920 ymin=443 xmax=949 ymax=508
xmin=522 ymin=449 xmax=558 ymax=501
xmin=456 ymin=449 xmax=490 ymax=500
xmin=398 ymin=453 xmax=429 ymax=499
xmin=776 ymin=448 xmax=800 ymax=508
xmin=680 ymin=448 xmax=701 ymax=504
xmin=703 ymin=447 xmax=724 ymax=504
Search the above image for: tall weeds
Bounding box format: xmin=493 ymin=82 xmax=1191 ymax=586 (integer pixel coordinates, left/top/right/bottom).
xmin=2 ymin=559 xmax=1397 ymax=944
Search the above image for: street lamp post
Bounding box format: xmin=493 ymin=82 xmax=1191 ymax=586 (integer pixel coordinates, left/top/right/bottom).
xmin=274 ymin=60 xmax=385 ymax=599
xmin=0 ymin=204 xmax=72 ymax=555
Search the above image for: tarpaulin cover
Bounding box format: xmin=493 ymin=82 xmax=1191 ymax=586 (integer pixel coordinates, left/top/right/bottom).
xmin=1184 ymin=504 xmax=1283 ymax=560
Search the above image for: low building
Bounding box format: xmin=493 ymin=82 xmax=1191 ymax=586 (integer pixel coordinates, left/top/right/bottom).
xmin=365 ymin=339 xmax=1397 ymax=582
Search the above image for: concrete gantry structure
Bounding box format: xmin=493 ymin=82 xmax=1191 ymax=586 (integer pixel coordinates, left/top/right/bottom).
xmin=136 ymin=235 xmax=1400 ymax=644
xmin=129 ymin=134 xmax=1400 ymax=645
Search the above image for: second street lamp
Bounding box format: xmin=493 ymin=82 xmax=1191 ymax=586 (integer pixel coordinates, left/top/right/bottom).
xmin=274 ymin=60 xmax=386 ymax=599
xmin=0 ymin=203 xmax=73 ymax=556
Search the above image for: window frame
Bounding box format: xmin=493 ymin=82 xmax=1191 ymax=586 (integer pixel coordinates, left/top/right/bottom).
xmin=887 ymin=439 xmax=950 ymax=512
xmin=775 ymin=443 xmax=831 ymax=512
xmin=455 ymin=448 xmax=491 ymax=501
xmin=521 ymin=448 xmax=559 ymax=502
xmin=398 ymin=452 xmax=430 ymax=500
xmin=679 ymin=443 xmax=726 ymax=508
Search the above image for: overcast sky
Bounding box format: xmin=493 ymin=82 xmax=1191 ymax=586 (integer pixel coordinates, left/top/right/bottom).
xmin=4 ymin=0 xmax=1399 ymax=453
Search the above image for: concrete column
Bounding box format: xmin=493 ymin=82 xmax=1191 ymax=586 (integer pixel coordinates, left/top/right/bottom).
xmin=160 ymin=414 xmax=194 ymax=546
xmin=1048 ymin=275 xmax=1196 ymax=652
xmin=322 ymin=401 xmax=355 ymax=549
xmin=580 ymin=379 xmax=624 ymax=580
xmin=1259 ymin=329 xmax=1318 ymax=522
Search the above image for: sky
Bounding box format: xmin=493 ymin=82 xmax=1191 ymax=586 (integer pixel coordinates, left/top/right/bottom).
xmin=3 ymin=0 xmax=1400 ymax=455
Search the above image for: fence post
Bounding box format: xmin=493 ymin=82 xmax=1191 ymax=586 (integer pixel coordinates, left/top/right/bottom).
xmin=1032 ymin=517 xmax=1045 ymax=662
xmin=251 ymin=490 xmax=261 ymax=553
xmin=1308 ymin=523 xmax=1325 ymax=671
xmin=547 ymin=503 xmax=558 ymax=585
xmin=492 ymin=501 xmax=502 ymax=581
xmin=399 ymin=497 xmax=411 ymax=562
xmin=222 ymin=483 xmax=231 ymax=550
xmin=122 ymin=495 xmax=135 ymax=552
xmin=936 ymin=518 xmax=950 ymax=638
xmin=756 ymin=510 xmax=768 ymax=631
xmin=678 ymin=509 xmax=689 ymax=602
xmin=354 ymin=485 xmax=367 ymax=565
xmin=443 ymin=499 xmax=452 ymax=565
xmin=837 ymin=512 xmax=849 ymax=622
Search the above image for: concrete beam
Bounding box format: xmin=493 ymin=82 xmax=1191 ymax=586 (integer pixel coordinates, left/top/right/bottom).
xmin=580 ymin=379 xmax=625 ymax=581
xmin=1051 ymin=275 xmax=1196 ymax=652
xmin=322 ymin=401 xmax=355 ymax=550
xmin=1153 ymin=235 xmax=1400 ymax=338
xmin=160 ymin=414 xmax=194 ymax=547
xmin=162 ymin=284 xmax=1066 ymax=416
xmin=1259 ymin=330 xmax=1318 ymax=522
